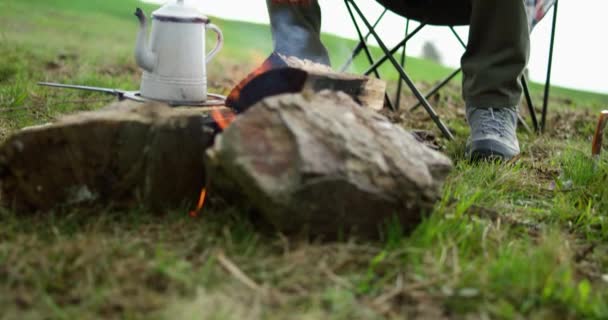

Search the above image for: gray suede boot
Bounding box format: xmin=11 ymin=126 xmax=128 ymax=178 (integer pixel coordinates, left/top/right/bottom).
xmin=267 ymin=0 xmax=331 ymax=66
xmin=466 ymin=106 xmax=520 ymax=161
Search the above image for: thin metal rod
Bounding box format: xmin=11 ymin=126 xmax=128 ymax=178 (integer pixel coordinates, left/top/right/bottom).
xmin=521 ymin=75 xmax=540 ymax=132
xmin=351 ymin=2 xmax=453 ymax=140
xmin=339 ymin=43 xmax=364 ymax=73
xmin=344 ymin=0 xmax=380 ymax=79
xmin=38 ymin=82 xmax=122 ymax=96
xmin=541 ymin=0 xmax=559 ymax=132
xmin=410 ymin=68 xmax=461 ymax=111
xmin=450 ymin=27 xmax=467 ymax=49
xmin=408 ymin=28 xmax=464 ymax=111
xmin=518 ymin=114 xmax=533 ymax=135
xmin=340 ymin=8 xmax=388 ymax=72
xmin=344 ymin=0 xmax=394 ymax=110
xmin=363 ymin=22 xmax=426 ymax=76
xmin=362 ymin=8 xmax=388 ymax=42
xmin=395 ymin=19 xmax=410 ymax=110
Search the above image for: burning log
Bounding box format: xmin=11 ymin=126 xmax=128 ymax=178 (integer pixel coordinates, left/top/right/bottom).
xmin=0 ymin=101 xmax=223 ymax=211
xmin=0 ymin=73 xmax=447 ymax=239
xmin=207 ymin=91 xmax=453 ymax=239
xmin=226 ymin=54 xmax=387 ymax=113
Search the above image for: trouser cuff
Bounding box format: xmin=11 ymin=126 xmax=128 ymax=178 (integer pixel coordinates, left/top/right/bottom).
xmin=465 ymin=95 xmax=521 ymax=109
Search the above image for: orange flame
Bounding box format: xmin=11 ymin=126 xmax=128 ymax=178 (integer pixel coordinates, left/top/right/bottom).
xmin=226 ymin=54 xmax=278 ymax=110
xmin=189 ymin=188 xmax=207 ymax=218
xmin=189 ymin=108 xmax=236 ymax=218
xmin=212 ymin=108 xmax=236 ymax=130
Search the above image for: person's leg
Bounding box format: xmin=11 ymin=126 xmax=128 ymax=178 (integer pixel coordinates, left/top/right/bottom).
xmin=461 ymin=0 xmax=530 ymax=160
xmin=462 ymin=0 xmax=530 ymax=108
xmin=267 ymin=0 xmax=331 ymax=66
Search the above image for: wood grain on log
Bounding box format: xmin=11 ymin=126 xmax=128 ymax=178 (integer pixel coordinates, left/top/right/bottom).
xmin=208 ymin=91 xmax=453 ymax=239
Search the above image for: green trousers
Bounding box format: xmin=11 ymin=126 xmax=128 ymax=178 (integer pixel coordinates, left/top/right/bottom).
xmin=462 ymin=0 xmax=530 ymax=108
xmin=267 ymin=0 xmax=530 ymax=108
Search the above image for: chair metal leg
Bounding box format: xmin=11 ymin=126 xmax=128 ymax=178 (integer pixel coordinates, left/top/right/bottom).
xmin=518 ymin=114 xmax=533 ymax=135
xmin=450 ymin=26 xmax=467 ymax=49
xmin=343 ymin=0 xmax=395 ymax=110
xmin=363 ymin=23 xmax=426 ymax=76
xmin=340 ymin=42 xmax=365 ymax=73
xmin=541 ymin=0 xmax=559 ymax=132
xmin=342 ymin=1 xmax=553 ymax=139
xmin=521 ymin=74 xmax=540 ymax=132
xmin=349 ymin=1 xmax=454 ymax=140
xmin=340 ymin=8 xmax=388 ymax=72
xmin=343 ymin=0 xmax=380 ymax=80
xmin=395 ymin=19 xmax=410 ymax=110
xmin=409 ymin=27 xmax=465 ymax=111
xmin=410 ymin=68 xmax=461 ymax=111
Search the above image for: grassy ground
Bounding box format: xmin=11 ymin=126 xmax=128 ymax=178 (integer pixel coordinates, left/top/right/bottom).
xmin=1 ymin=0 xmax=608 ymax=319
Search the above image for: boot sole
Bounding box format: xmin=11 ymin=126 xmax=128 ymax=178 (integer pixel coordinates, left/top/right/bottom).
xmin=468 ymin=139 xmax=519 ymax=161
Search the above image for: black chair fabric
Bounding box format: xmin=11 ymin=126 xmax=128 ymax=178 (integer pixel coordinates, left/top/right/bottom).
xmin=376 ymin=0 xmax=471 ymax=26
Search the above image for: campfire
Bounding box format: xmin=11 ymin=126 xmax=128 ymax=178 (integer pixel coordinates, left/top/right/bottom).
xmin=189 ymin=188 xmax=208 ymax=218
xmin=211 ymin=108 xmax=237 ymax=131
xmin=0 ymin=57 xmax=452 ymax=239
xmin=189 ymin=108 xmax=236 ymax=218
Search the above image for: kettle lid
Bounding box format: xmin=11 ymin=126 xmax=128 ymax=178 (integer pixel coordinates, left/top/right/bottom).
xmin=152 ymin=0 xmax=209 ymax=23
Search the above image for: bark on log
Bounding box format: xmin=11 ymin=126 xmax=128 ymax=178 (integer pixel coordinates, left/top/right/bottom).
xmin=207 ymin=91 xmax=453 ymax=239
xmin=0 ymin=101 xmax=223 ymax=212
xmin=227 ymin=54 xmax=386 ymax=113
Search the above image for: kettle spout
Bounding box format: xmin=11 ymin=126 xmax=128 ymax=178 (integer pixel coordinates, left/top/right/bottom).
xmin=134 ymin=8 xmax=156 ymax=73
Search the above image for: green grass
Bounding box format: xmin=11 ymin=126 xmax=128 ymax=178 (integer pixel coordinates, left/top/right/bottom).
xmin=1 ymin=0 xmax=608 ymax=319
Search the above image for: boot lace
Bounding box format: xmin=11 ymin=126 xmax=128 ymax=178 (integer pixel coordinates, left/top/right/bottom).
xmin=475 ymin=108 xmax=514 ymax=138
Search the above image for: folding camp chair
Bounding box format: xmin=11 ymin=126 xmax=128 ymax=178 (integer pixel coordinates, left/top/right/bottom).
xmin=341 ymin=0 xmax=559 ymax=140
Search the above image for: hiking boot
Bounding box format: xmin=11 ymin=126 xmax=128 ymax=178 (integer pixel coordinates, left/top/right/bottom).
xmin=466 ymin=106 xmax=520 ymax=161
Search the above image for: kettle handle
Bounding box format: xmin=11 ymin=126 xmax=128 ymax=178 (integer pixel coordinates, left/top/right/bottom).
xmin=205 ymin=23 xmax=223 ymax=64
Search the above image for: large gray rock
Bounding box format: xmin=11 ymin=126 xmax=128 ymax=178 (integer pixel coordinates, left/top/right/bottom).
xmin=207 ymin=91 xmax=453 ymax=238
xmin=0 ymin=101 xmax=221 ymax=211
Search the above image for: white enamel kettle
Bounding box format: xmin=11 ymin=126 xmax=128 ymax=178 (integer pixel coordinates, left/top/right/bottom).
xmin=134 ymin=0 xmax=223 ymax=104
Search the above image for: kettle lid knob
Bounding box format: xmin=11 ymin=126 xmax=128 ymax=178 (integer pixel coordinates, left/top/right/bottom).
xmin=152 ymin=0 xmax=208 ymax=22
